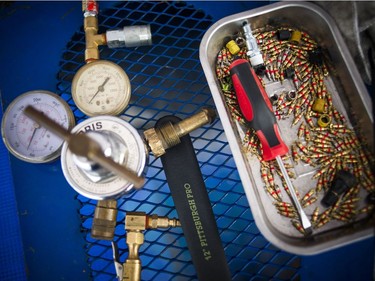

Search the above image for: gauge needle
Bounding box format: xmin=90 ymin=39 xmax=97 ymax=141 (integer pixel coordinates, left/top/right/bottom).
xmin=23 ymin=105 xmax=145 ymax=189
xmin=89 ymin=77 xmax=110 ymax=104
xmin=27 ymin=122 xmax=40 ymax=150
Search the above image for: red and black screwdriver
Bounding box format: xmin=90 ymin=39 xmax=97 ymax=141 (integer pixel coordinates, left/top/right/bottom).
xmin=230 ymin=58 xmax=312 ymax=235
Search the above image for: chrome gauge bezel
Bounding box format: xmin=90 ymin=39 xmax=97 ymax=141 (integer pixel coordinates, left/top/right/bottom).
xmin=1 ymin=90 xmax=75 ymax=163
xmin=60 ymin=116 xmax=147 ymax=200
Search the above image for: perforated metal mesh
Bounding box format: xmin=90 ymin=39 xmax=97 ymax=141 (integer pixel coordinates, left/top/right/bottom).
xmin=56 ymin=2 xmax=301 ymax=280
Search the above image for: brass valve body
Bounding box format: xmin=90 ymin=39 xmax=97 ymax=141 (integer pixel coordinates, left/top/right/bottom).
xmin=144 ymin=107 xmax=217 ymax=158
xmin=84 ymin=16 xmax=106 ymax=62
xmin=91 ymin=199 xmax=118 ymax=240
xmin=123 ymin=212 xmax=180 ymax=281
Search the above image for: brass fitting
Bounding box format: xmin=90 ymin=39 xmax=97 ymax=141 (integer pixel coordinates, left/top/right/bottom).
xmin=84 ymin=15 xmax=106 ymax=62
xmin=317 ymin=114 xmax=331 ymax=128
xmin=290 ymin=30 xmax=302 ymax=44
xmin=125 ymin=211 xmax=181 ymax=231
xmin=312 ymin=98 xmax=327 ymax=113
xmin=82 ymin=0 xmax=151 ymax=62
xmin=123 ymin=230 xmax=143 ymax=281
xmin=146 ymin=214 xmax=181 ymax=229
xmin=91 ymin=199 xmax=118 ymax=240
xmin=143 ymin=107 xmax=217 ymax=158
xmin=123 ymin=212 xmax=180 ymax=281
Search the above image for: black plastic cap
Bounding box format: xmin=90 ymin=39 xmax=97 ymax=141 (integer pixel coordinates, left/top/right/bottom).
xmin=366 ymin=191 xmax=375 ymax=205
xmin=321 ymin=170 xmax=357 ymax=207
xmin=321 ymin=192 xmax=338 ymax=208
xmin=277 ymin=29 xmax=291 ymax=41
xmin=284 ymin=67 xmax=295 ymax=78
xmin=255 ymin=64 xmax=267 ymax=77
xmin=308 ymin=47 xmax=324 ymax=66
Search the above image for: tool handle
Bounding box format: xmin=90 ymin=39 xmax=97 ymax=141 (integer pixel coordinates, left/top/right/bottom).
xmin=230 ymin=59 xmax=288 ymax=161
xmin=24 ymin=105 xmax=145 ymax=188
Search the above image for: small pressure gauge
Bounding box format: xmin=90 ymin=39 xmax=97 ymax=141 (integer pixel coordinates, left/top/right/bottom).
xmin=72 ymin=60 xmax=131 ymax=116
xmin=1 ymin=90 xmax=75 ymax=163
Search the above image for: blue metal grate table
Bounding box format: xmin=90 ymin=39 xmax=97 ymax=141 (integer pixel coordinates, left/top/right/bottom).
xmin=0 ymin=2 xmax=373 ymax=281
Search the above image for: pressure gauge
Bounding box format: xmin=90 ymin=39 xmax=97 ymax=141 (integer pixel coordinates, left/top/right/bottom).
xmin=60 ymin=116 xmax=147 ymax=200
xmin=1 ymin=90 xmax=75 ymax=163
xmin=72 ymin=60 xmax=131 ymax=117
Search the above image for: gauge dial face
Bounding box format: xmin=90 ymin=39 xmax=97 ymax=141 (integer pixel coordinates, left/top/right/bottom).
xmin=72 ymin=60 xmax=131 ymax=116
xmin=1 ymin=90 xmax=75 ymax=163
xmin=61 ymin=116 xmax=147 ymax=200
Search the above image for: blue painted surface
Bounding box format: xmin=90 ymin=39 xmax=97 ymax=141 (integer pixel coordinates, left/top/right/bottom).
xmin=0 ymin=106 xmax=27 ymax=281
xmin=0 ymin=1 xmax=373 ymax=281
xmin=0 ymin=2 xmax=90 ymax=280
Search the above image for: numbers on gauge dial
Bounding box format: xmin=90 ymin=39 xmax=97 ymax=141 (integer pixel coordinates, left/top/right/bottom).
xmin=72 ymin=60 xmax=131 ymax=116
xmin=2 ymin=91 xmax=74 ymax=163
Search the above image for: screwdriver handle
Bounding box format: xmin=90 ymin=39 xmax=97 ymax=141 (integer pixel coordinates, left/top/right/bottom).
xmin=230 ymin=59 xmax=288 ymax=161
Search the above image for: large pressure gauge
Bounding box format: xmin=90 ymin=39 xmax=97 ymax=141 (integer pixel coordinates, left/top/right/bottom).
xmin=72 ymin=60 xmax=131 ymax=117
xmin=1 ymin=90 xmax=75 ymax=163
xmin=60 ymin=116 xmax=147 ymax=200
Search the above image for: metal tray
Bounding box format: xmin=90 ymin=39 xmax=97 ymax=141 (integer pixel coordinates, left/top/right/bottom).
xmin=200 ymin=1 xmax=374 ymax=255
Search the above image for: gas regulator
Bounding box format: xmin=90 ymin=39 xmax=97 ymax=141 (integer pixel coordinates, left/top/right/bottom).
xmin=61 ymin=116 xmax=147 ymax=200
xmin=23 ymin=106 xmax=216 ymax=200
xmin=21 ymin=104 xmax=217 ymax=281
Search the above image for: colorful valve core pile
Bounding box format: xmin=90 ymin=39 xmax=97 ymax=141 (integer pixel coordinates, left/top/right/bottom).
xmin=216 ymin=25 xmax=375 ymax=235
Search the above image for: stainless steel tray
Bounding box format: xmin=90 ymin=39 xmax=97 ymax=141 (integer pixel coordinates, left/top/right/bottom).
xmin=200 ymin=1 xmax=374 ymax=255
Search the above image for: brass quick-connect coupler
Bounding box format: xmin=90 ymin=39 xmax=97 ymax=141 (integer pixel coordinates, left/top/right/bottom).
xmin=143 ymin=107 xmax=217 ymax=158
xmin=82 ymin=0 xmax=152 ymax=63
xmin=84 ymin=15 xmax=152 ymax=63
xmin=147 ymin=214 xmax=181 ymax=229
xmin=123 ymin=212 xmax=180 ymax=281
xmin=91 ymin=199 xmax=118 ymax=240
xmin=125 ymin=212 xmax=181 ymax=231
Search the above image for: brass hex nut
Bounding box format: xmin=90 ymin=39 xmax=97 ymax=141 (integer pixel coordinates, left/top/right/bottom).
xmin=143 ymin=127 xmax=165 ymax=158
xmin=126 ymin=231 xmax=144 ymax=245
xmin=147 ymin=214 xmax=161 ymax=229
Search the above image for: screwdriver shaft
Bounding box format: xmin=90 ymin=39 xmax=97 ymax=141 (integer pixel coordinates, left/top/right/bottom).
xmin=276 ymin=156 xmax=312 ymax=233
